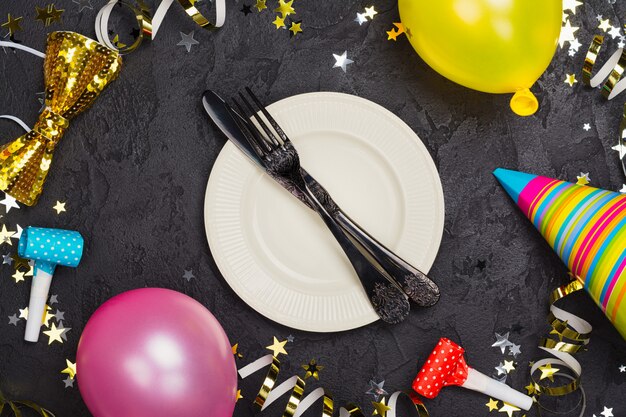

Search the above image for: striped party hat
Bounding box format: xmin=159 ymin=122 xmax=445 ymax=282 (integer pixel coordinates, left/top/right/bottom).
xmin=494 ymin=168 xmax=626 ymax=340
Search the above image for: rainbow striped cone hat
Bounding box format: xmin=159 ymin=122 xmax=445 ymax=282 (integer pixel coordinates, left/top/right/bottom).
xmin=494 ymin=168 xmax=626 ymax=340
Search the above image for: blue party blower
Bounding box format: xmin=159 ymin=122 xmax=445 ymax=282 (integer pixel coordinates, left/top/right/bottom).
xmin=18 ymin=227 xmax=84 ymax=342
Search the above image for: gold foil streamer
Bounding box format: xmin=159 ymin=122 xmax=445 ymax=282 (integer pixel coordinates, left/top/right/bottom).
xmin=582 ymin=34 xmax=626 ymax=99
xmin=238 ymin=354 xmax=428 ymax=417
xmin=529 ymin=279 xmax=590 ymax=416
xmin=0 ymin=32 xmax=121 ymax=206
xmin=0 ymin=387 xmax=55 ymax=417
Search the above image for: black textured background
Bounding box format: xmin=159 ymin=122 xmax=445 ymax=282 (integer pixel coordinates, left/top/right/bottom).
xmin=1 ymin=0 xmax=625 ymax=416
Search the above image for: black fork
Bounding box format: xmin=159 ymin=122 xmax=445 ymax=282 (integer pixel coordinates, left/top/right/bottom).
xmin=231 ymin=89 xmax=411 ymax=325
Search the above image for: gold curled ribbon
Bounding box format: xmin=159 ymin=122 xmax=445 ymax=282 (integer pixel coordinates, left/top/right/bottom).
xmin=582 ymin=34 xmax=626 ymax=99
xmin=94 ymin=0 xmax=225 ymax=54
xmin=238 ymin=354 xmax=428 ymax=417
xmin=0 ymin=388 xmax=55 ymax=417
xmin=529 ymin=279 xmax=590 ymax=416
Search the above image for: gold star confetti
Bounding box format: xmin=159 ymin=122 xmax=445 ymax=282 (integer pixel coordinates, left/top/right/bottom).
xmin=564 ymin=73 xmax=577 ymax=87
xmin=302 ymin=359 xmax=323 ymax=380
xmin=232 ymin=343 xmax=243 ymax=358
xmin=53 ymin=201 xmax=66 ymax=214
xmin=61 ymin=359 xmax=77 ymax=379
xmin=275 ymin=0 xmax=295 ymax=18
xmin=386 ymin=22 xmax=405 ymax=41
xmin=562 ymin=0 xmax=582 ymax=14
xmin=1 ymin=14 xmax=23 ymax=36
xmin=576 ymin=172 xmax=590 ymax=185
xmin=502 ymin=360 xmax=516 ymax=373
xmin=371 ymin=398 xmax=391 ymax=416
xmin=289 ymin=21 xmax=302 ymax=36
xmin=486 ymin=398 xmax=499 ymax=412
xmin=35 ymin=4 xmax=64 ymax=27
xmin=19 ymin=307 xmax=28 ymax=319
xmin=42 ymin=309 xmax=55 ymax=328
xmin=255 ymin=0 xmax=266 ymax=12
xmin=236 ymin=389 xmax=243 ymax=401
xmin=599 ymin=18 xmax=611 ymax=32
xmin=12 ymin=270 xmax=25 ymax=283
xmin=266 ymin=336 xmax=288 ymax=357
xmin=525 ymin=382 xmax=541 ymax=395
xmin=538 ymin=363 xmax=559 ymax=381
xmin=112 ymin=34 xmax=126 ymax=49
xmin=363 ymin=6 xmax=377 ymax=20
xmin=43 ymin=322 xmax=65 ymax=345
xmin=558 ymin=19 xmax=579 ymax=48
xmin=0 ymin=224 xmax=15 ymax=245
xmin=272 ymin=15 xmax=285 ymax=29
xmin=498 ymin=403 xmax=520 ymax=417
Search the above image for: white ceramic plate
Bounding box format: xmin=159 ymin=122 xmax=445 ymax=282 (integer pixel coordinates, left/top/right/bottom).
xmin=204 ymin=92 xmax=444 ymax=332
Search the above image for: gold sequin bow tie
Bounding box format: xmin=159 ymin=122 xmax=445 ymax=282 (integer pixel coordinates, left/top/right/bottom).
xmin=0 ymin=31 xmax=122 ymax=206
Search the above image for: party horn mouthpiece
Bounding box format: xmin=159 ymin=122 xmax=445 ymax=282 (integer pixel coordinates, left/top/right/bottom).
xmin=412 ymin=338 xmax=533 ymax=411
xmin=18 ymin=227 xmax=84 ymax=342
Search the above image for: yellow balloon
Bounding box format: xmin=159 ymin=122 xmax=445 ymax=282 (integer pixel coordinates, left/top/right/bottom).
xmin=398 ymin=0 xmax=562 ymax=116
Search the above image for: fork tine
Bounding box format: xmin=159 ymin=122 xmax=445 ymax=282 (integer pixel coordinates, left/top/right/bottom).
xmin=230 ymin=98 xmax=271 ymax=157
xmin=238 ymin=91 xmax=282 ymax=147
xmin=245 ymin=87 xmax=290 ymax=144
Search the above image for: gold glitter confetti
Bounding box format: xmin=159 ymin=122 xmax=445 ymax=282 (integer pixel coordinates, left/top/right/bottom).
xmin=486 ymin=398 xmax=499 ymax=412
xmin=302 ymin=359 xmax=323 ymax=380
xmin=371 ymin=398 xmax=391 ymax=417
xmin=272 ymin=15 xmax=286 ymax=29
xmin=498 ymin=403 xmax=520 ymax=417
xmin=538 ymin=363 xmax=559 ymax=381
xmin=386 ymin=22 xmax=405 ymax=41
xmin=61 ymin=359 xmax=77 ymax=379
xmin=35 ymin=4 xmax=64 ymax=27
xmin=274 ymin=0 xmax=295 ymax=18
xmin=565 ymin=73 xmax=577 ymax=87
xmin=43 ymin=322 xmax=65 ymax=345
xmin=266 ymin=336 xmax=288 ymax=356
xmin=53 ymin=201 xmax=66 ymax=214
xmin=255 ymin=0 xmax=266 ymax=12
xmin=1 ymin=14 xmax=23 ymax=36
xmin=289 ymin=21 xmax=302 ymax=36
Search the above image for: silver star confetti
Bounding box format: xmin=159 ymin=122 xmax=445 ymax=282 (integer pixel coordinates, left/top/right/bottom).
xmin=333 ymin=50 xmax=353 ymax=73
xmin=559 ymin=19 xmax=579 ymax=48
xmin=366 ymin=379 xmax=388 ymax=401
xmin=495 ymin=362 xmax=507 ymax=376
xmin=2 ymin=253 xmax=13 ymax=265
xmin=354 ymin=13 xmax=367 ymax=25
xmin=286 ymin=334 xmax=295 ymax=342
xmin=583 ymin=123 xmax=591 ymax=131
xmin=55 ymin=309 xmax=65 ymax=321
xmin=0 ymin=193 xmax=20 ymax=213
xmin=12 ymin=225 xmax=22 ymax=240
xmin=72 ymin=0 xmax=93 ymax=12
xmin=620 ymin=185 xmax=626 ymax=194
xmin=63 ymin=376 xmax=75 ymax=388
xmin=49 ymin=294 xmax=59 ymax=304
xmin=600 ymin=406 xmax=613 ymax=417
xmin=492 ymin=332 xmax=514 ymax=354
xmin=183 ymin=269 xmax=195 ymax=281
xmin=8 ymin=314 xmax=19 ymax=325
xmin=177 ymin=31 xmax=199 ymax=52
xmin=508 ymin=344 xmax=521 ymax=357
xmin=609 ymin=26 xmax=622 ymax=40
xmin=618 ymin=364 xmax=625 ymax=372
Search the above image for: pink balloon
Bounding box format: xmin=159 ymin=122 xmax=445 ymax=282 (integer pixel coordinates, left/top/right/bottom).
xmin=77 ymin=288 xmax=237 ymax=417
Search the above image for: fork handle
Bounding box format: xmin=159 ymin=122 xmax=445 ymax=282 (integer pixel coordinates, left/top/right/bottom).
xmin=299 ymin=184 xmax=410 ymax=324
xmin=303 ymin=171 xmax=440 ymax=307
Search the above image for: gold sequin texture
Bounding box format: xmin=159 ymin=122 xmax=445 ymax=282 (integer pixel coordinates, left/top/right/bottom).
xmin=0 ymin=32 xmax=122 ymax=206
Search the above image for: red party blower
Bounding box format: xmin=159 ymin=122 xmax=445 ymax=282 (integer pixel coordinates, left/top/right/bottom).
xmin=413 ymin=338 xmax=532 ymax=410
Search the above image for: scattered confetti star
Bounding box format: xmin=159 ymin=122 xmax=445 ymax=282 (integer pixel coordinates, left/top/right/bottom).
xmin=596 ymin=14 xmax=603 ymax=21
xmin=363 ymin=6 xmax=378 ymax=20
xmin=289 ymin=21 xmax=302 ymax=36
xmin=232 ymin=343 xmax=243 ymax=358
xmin=620 ymin=185 xmax=626 ymax=194
xmin=49 ymin=294 xmax=59 ymax=304
xmin=609 ymin=26 xmax=622 ymax=40
xmin=58 ymin=321 xmax=71 ymax=341
xmin=286 ymin=334 xmax=294 ymax=342
xmin=495 ymin=374 xmax=508 ymax=383
xmin=524 ymin=382 xmax=538 ymax=395
xmin=35 ymin=4 xmax=63 ymax=26
xmin=63 ymin=376 xmax=75 ymax=388
xmin=266 ymin=336 xmax=288 ymax=356
xmin=11 ymin=270 xmax=24 ymax=283
xmin=54 ymin=309 xmax=65 ymax=321
xmin=183 ymin=269 xmax=195 ymax=281
xmin=371 ymin=398 xmax=391 ymax=417
xmin=492 ymin=332 xmax=514 ymax=354
xmin=241 ymin=4 xmax=252 ymax=15
xmin=538 ymin=363 xmax=559 ymax=381
xmin=42 ymin=309 xmax=55 ymax=328
xmin=486 ymin=398 xmax=499 ymax=412
xmin=111 ymin=34 xmax=126 ymax=49
xmin=12 ymin=225 xmax=22 ymax=240
xmin=618 ymin=364 xmax=625 ymax=372
xmin=600 ymin=407 xmax=614 ymax=417
xmin=576 ymin=172 xmax=590 ymax=185
xmin=1 ymin=14 xmax=23 ymax=36
xmin=8 ymin=314 xmax=19 ymax=326
xmin=43 ymin=322 xmax=65 ymax=345
xmin=255 ymin=0 xmax=266 ymax=12
xmin=583 ymin=123 xmax=591 ymax=131
xmin=619 ymin=40 xmax=626 ymax=49
xmin=508 ymin=344 xmax=521 ymax=356
xmin=366 ymin=379 xmax=388 ymax=401
xmin=387 ymin=29 xmax=400 ymax=41
xmin=495 ymin=362 xmax=507 ymax=375
xmin=61 ymin=359 xmax=77 ymax=379
xmin=2 ymin=253 xmax=12 ymax=265
xmin=302 ymin=359 xmax=323 ymax=380
xmin=562 ymin=0 xmax=582 ymax=14
xmin=612 ymin=143 xmax=626 ymax=159
xmin=569 ymin=37 xmax=582 ymax=52
xmin=236 ymin=390 xmax=243 ymax=401
xmin=565 ymin=73 xmax=577 ymax=87
xmin=503 ymin=360 xmax=516 ymax=373
xmin=355 ymin=13 xmax=367 ymax=25
xmin=599 ymin=19 xmax=611 ymax=32
xmin=275 ymin=0 xmax=295 ymax=18
xmin=53 ymin=201 xmax=66 ymax=214
xmin=272 ymin=15 xmax=286 ymax=29
xmin=0 ymin=194 xmax=20 ymax=213
xmin=558 ymin=20 xmax=579 ymax=48
xmin=177 ymin=31 xmax=199 ymax=52
xmin=333 ymin=50 xmax=353 ymax=72
xmin=18 ymin=308 xmax=28 ymax=319
xmin=499 ymin=403 xmax=520 ymax=417
xmin=72 ymin=0 xmax=93 ymax=12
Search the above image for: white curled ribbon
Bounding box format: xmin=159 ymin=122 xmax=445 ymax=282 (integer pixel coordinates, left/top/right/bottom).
xmin=95 ymin=0 xmax=225 ymax=53
xmin=0 ymin=41 xmax=46 ymax=134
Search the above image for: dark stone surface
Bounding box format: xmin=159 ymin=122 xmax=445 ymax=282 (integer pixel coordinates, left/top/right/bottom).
xmin=1 ymin=0 xmax=625 ymax=416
